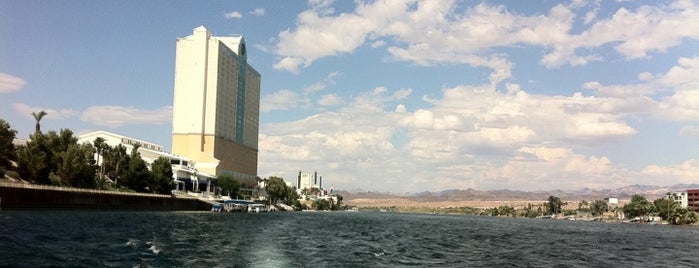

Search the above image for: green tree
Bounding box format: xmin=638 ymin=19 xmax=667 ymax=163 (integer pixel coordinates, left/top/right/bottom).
xmin=669 ymin=207 xmax=697 ymax=225
xmin=497 ymin=205 xmax=516 ymax=217
xmin=218 ymin=174 xmax=240 ymax=198
xmin=56 ymin=143 xmax=97 ymax=188
xmin=578 ymin=200 xmax=589 ymax=211
xmin=546 ymin=195 xmax=564 ymax=215
xmin=31 ymin=111 xmax=47 ymax=133
xmin=332 ymin=194 xmax=344 ymax=210
xmin=103 ymin=144 xmax=127 ymax=185
xmin=589 ymin=199 xmax=609 ymax=217
xmin=92 ymin=137 xmax=107 ymax=181
xmin=48 ymin=129 xmax=78 ymax=153
xmin=149 ymin=157 xmax=174 ymax=194
xmin=44 ymin=129 xmax=79 ymax=180
xmin=121 ymin=144 xmax=150 ymax=192
xmin=653 ymin=196 xmax=679 ymax=221
xmin=0 ymin=119 xmax=17 ymax=174
xmin=522 ymin=203 xmax=541 ymax=218
xmin=267 ymin=176 xmax=291 ymax=204
xmin=16 ymin=132 xmax=50 ymax=184
xmin=312 ymin=199 xmax=331 ymax=210
xmin=285 ymin=184 xmax=299 ymax=205
xmin=623 ymin=194 xmax=653 ymax=220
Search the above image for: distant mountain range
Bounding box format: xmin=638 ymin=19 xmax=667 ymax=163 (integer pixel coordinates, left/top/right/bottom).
xmin=338 ymin=184 xmax=699 ymax=202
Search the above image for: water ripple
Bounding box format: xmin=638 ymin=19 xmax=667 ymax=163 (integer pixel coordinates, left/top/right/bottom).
xmin=1 ymin=211 xmax=699 ymax=267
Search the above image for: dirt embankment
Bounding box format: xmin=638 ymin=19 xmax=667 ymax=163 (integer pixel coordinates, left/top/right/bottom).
xmin=346 ymin=198 xmax=629 ymax=210
xmin=346 ymin=198 xmax=547 ymax=209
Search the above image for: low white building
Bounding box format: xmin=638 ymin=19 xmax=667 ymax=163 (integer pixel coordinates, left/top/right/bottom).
xmin=77 ymin=130 xmax=218 ymax=196
xmin=604 ymin=197 xmax=618 ymax=206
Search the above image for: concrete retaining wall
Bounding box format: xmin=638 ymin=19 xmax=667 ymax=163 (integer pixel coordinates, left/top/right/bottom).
xmin=0 ymin=183 xmax=211 ymax=211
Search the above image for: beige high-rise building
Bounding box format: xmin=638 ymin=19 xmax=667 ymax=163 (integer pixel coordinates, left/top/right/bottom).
xmin=172 ymin=26 xmax=260 ymax=185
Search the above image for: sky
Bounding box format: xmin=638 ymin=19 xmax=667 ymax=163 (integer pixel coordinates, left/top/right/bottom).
xmin=1 ymin=0 xmax=697 ymax=193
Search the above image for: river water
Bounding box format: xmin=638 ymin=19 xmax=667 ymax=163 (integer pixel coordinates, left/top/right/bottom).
xmin=1 ymin=211 xmax=698 ymax=267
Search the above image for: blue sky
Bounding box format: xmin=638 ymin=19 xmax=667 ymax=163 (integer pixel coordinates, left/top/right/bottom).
xmin=1 ymin=0 xmax=697 ymax=192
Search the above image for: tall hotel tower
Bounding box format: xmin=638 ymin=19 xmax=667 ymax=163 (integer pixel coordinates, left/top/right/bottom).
xmin=172 ymin=26 xmax=260 ymax=184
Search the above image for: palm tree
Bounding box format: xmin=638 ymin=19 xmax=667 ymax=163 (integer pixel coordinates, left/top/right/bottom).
xmin=93 ymin=137 xmax=106 ymax=181
xmin=113 ymin=144 xmax=127 ymax=185
xmin=31 ymin=110 xmax=47 ymax=133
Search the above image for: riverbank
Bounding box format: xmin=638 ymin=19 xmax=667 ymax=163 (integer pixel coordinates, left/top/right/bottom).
xmin=0 ymin=182 xmax=211 ymax=211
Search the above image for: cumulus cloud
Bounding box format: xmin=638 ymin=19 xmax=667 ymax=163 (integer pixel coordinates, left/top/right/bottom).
xmin=258 ymin=83 xmax=653 ymax=192
xmin=584 ymin=56 xmax=699 ymax=121
xmin=580 ymin=3 xmax=699 ymax=60
xmin=273 ymin=1 xmax=699 ymax=77
xmin=642 ymin=160 xmax=699 ymax=184
xmin=224 ymin=11 xmax=243 ymax=19
xmin=0 ymin=73 xmax=27 ymax=93
xmin=259 ymin=0 xmax=699 ymax=192
xmin=80 ymin=106 xmax=172 ymax=127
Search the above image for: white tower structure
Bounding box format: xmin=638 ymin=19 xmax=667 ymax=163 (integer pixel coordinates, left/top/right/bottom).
xmin=172 ymin=26 xmax=260 ymax=185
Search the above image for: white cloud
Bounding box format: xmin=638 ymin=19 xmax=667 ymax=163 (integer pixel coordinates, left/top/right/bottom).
xmin=371 ymin=40 xmax=385 ymax=48
xmin=224 ymin=11 xmax=243 ymax=19
xmin=260 ymin=89 xmax=309 ymax=112
xmin=642 ymin=160 xmax=699 ymax=184
xmin=257 ymin=83 xmax=656 ymax=192
xmin=80 ymin=106 xmax=171 ymax=127
xmin=12 ymin=103 xmax=172 ymax=128
xmin=260 ymin=1 xmax=699 ymax=192
xmin=274 ymin=1 xmax=699 ymax=76
xmin=273 ymin=56 xmax=306 ymax=74
xmin=303 ymin=71 xmax=338 ymax=94
xmin=12 ymin=103 xmax=78 ymax=120
xmin=580 ymin=4 xmax=699 ymax=60
xmin=0 ymin=73 xmax=27 ymax=93
xmin=583 ymin=9 xmax=598 ymax=25
xmin=427 ymin=85 xmax=636 ymax=144
xmin=584 ymin=56 xmax=699 ymax=121
xmin=250 ymin=8 xmax=265 ymax=16
xmin=341 ymin=86 xmax=412 ymax=113
xmin=317 ymin=94 xmax=343 ymax=107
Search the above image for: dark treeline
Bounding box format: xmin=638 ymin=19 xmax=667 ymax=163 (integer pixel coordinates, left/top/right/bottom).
xmin=1 ymin=117 xmax=173 ymax=194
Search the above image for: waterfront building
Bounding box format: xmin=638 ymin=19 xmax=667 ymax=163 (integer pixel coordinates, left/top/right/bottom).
xmin=685 ymin=189 xmax=699 ymax=212
xmin=297 ymin=170 xmax=323 ymax=190
xmin=77 ymin=130 xmax=217 ymax=195
xmin=666 ymin=191 xmax=689 ymax=208
xmin=172 ymin=26 xmax=261 ymax=187
xmin=604 ymin=197 xmax=618 ymax=207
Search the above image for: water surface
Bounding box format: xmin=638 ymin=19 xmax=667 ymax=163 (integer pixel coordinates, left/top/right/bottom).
xmin=1 ymin=211 xmax=697 ymax=267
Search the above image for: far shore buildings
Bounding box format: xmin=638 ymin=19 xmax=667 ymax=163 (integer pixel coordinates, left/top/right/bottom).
xmin=297 ymin=170 xmax=324 ymax=190
xmin=172 ymin=26 xmax=261 ymax=186
xmin=668 ymin=190 xmax=699 ymax=212
xmin=688 ymin=189 xmax=699 ymax=212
